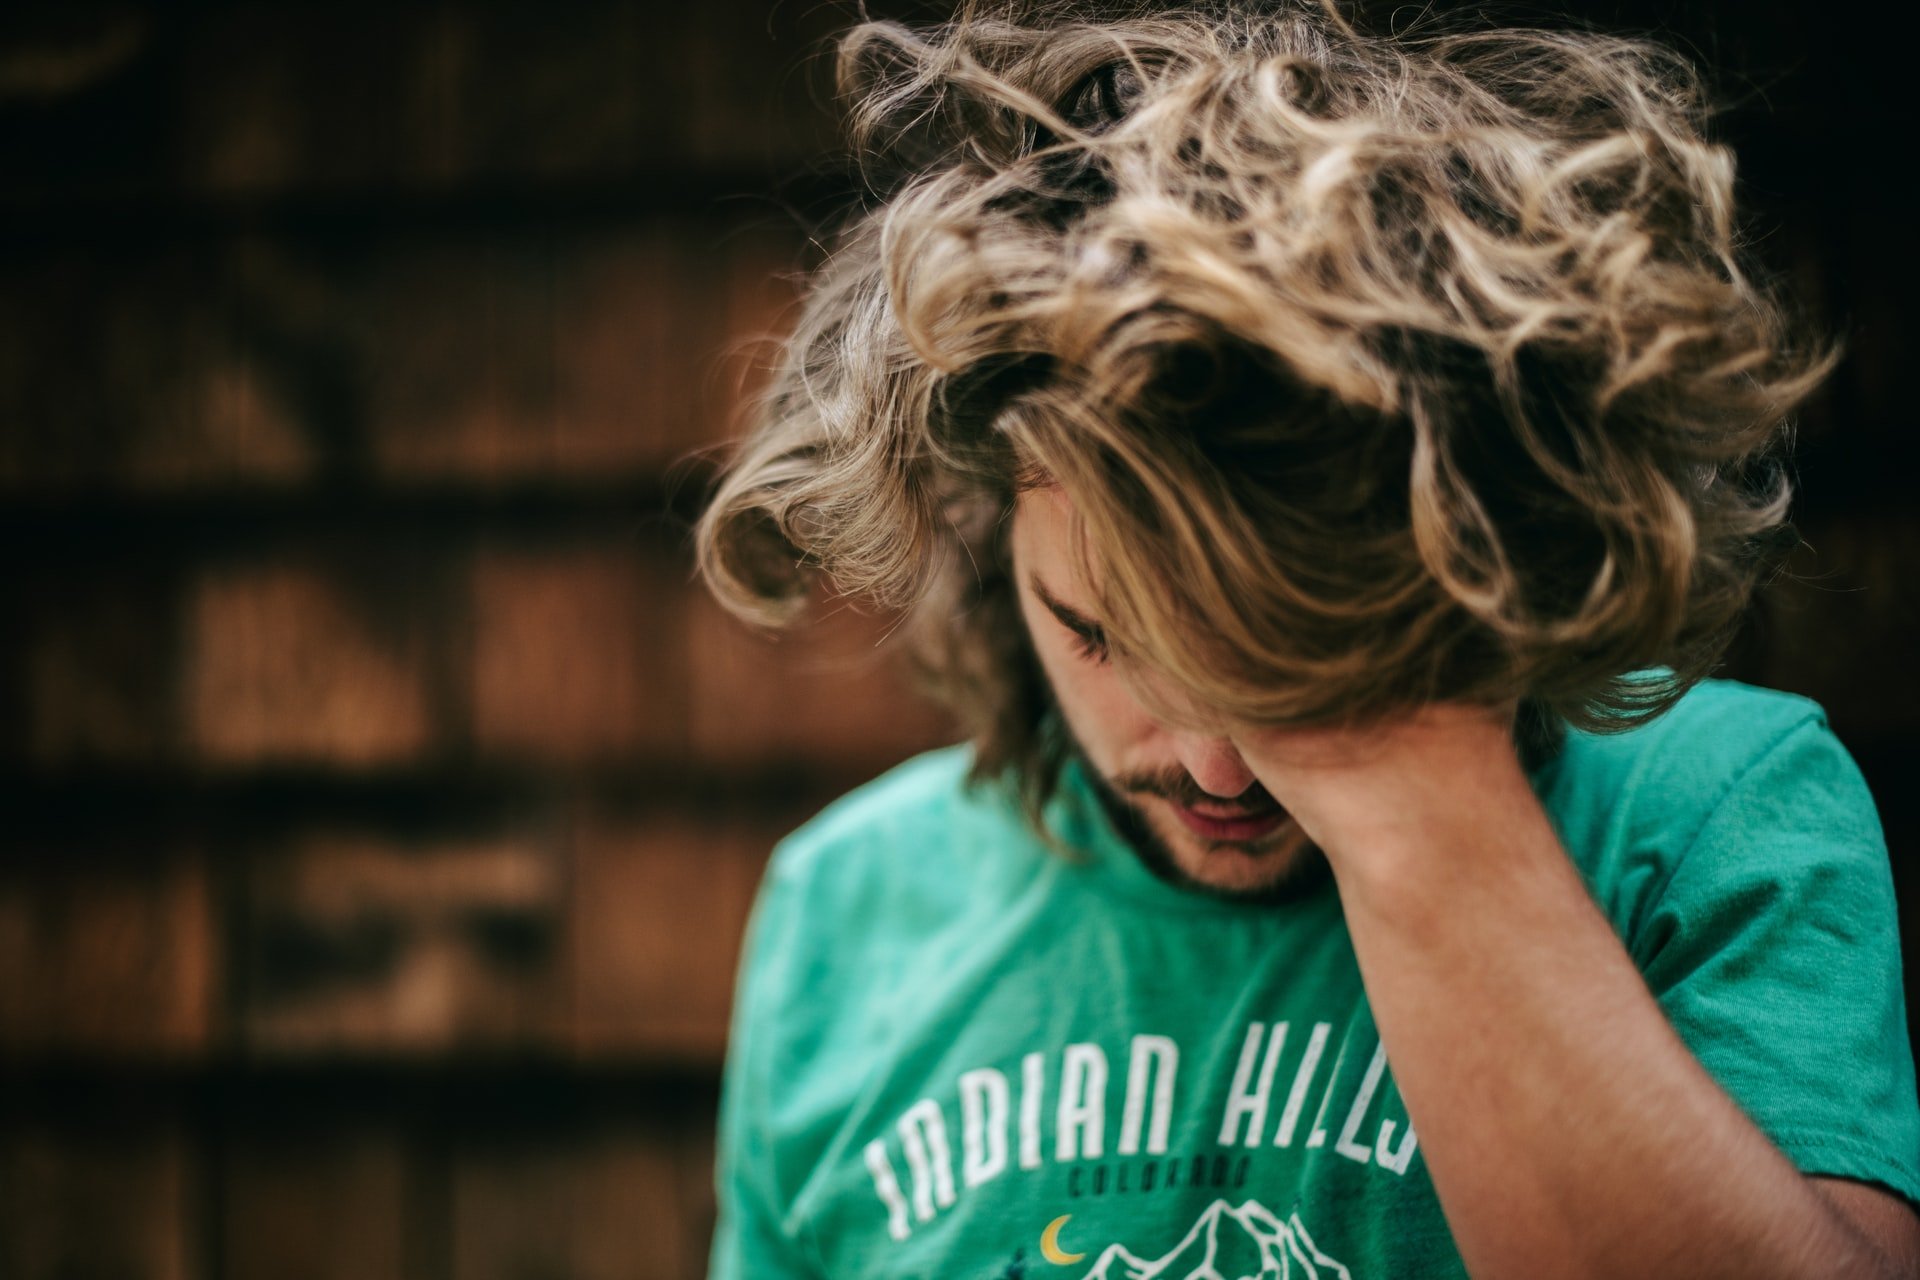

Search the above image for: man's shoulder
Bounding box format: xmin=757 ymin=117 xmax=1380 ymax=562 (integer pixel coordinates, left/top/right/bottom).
xmin=740 ymin=746 xmax=1046 ymax=1021
xmin=785 ymin=745 xmax=985 ymax=845
xmin=778 ymin=744 xmax=1015 ymax=856
xmin=1649 ymin=675 xmax=1826 ymax=737
xmin=764 ymin=743 xmax=1035 ymax=903
xmin=1548 ymin=675 xmax=1879 ymax=900
xmin=1554 ymin=675 xmax=1832 ymax=796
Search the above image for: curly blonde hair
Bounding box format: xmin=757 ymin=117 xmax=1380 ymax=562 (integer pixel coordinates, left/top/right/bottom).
xmin=697 ymin=0 xmax=1835 ymax=817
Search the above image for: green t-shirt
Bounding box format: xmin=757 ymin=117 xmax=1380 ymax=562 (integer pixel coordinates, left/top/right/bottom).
xmin=710 ymin=680 xmax=1920 ymax=1278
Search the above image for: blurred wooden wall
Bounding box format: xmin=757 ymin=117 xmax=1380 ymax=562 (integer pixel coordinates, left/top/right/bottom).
xmin=0 ymin=3 xmax=954 ymax=1277
xmin=0 ymin=2 xmax=1914 ymax=1278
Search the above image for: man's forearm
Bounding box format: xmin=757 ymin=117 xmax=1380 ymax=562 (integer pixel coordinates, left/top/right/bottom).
xmin=1324 ymin=749 xmax=1890 ymax=1279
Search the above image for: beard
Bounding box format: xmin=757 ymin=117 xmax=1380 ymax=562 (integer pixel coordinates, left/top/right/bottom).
xmin=1070 ymin=743 xmax=1334 ymax=906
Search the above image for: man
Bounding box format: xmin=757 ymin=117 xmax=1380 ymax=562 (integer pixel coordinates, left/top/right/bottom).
xmin=696 ymin=2 xmax=1920 ymax=1275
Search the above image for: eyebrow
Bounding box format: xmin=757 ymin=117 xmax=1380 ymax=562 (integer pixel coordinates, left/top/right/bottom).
xmin=1028 ymin=574 xmax=1106 ymax=640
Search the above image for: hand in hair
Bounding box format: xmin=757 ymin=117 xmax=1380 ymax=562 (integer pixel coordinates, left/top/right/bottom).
xmin=1225 ymin=698 xmax=1524 ymax=879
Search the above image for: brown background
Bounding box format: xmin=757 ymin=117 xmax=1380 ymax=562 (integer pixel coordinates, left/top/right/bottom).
xmin=1 ymin=2 xmax=1914 ymax=1277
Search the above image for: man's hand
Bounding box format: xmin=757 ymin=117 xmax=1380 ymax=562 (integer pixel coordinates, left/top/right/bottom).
xmin=1224 ymin=699 xmax=1523 ymax=877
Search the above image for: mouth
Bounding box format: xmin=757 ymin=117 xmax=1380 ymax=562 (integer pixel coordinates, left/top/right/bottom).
xmin=1168 ymin=797 xmax=1292 ymax=843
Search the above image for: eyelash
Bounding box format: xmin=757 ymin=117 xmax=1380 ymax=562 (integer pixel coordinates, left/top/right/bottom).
xmin=1070 ymin=627 xmax=1112 ymax=664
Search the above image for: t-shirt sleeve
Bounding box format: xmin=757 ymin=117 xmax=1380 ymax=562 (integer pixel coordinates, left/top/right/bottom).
xmin=708 ymin=844 xmax=823 ymax=1279
xmin=1632 ymin=711 xmax=1920 ymax=1204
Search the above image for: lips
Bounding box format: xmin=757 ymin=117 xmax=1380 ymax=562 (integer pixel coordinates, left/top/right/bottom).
xmin=1170 ymin=798 xmax=1291 ymax=842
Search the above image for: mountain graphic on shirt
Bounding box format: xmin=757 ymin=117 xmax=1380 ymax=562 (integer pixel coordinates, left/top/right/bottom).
xmin=1077 ymin=1198 xmax=1352 ymax=1280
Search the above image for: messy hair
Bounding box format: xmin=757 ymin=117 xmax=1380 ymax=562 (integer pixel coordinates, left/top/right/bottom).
xmin=697 ymin=0 xmax=1835 ymax=819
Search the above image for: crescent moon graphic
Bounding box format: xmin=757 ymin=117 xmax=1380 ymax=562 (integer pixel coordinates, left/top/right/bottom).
xmin=1040 ymin=1214 xmax=1086 ymax=1265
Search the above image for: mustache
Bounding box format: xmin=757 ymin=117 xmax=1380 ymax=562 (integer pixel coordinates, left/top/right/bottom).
xmin=1109 ymin=768 xmax=1280 ymax=812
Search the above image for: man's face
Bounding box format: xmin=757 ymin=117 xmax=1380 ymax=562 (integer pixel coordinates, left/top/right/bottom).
xmin=1009 ymin=486 xmax=1326 ymax=901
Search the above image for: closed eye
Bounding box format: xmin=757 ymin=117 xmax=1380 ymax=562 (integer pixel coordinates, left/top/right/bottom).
xmin=1030 ymin=574 xmax=1113 ymax=665
xmin=1067 ymin=619 xmax=1111 ymax=664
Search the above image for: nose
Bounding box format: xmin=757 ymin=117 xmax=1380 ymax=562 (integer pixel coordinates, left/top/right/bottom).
xmin=1170 ymin=730 xmax=1258 ymax=800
